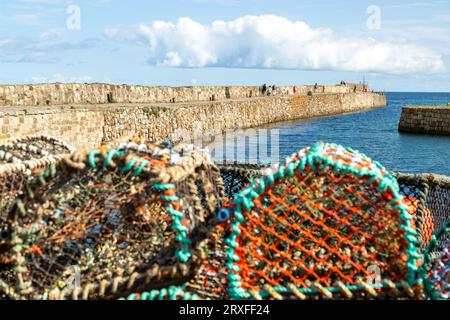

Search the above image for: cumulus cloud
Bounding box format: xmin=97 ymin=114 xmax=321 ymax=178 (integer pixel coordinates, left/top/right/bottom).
xmin=124 ymin=15 xmax=445 ymax=74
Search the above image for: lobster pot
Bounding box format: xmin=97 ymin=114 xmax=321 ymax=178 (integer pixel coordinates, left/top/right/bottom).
xmin=0 ymin=136 xmax=74 ymax=163
xmin=428 ymin=246 xmax=450 ymax=300
xmin=180 ymin=163 xmax=265 ymax=299
xmin=0 ymin=143 xmax=224 ymax=300
xmin=184 ymin=224 xmax=229 ymax=299
xmin=395 ymin=174 xmax=450 ymax=252
xmin=224 ymin=143 xmax=422 ymax=300
xmin=422 ymin=223 xmax=449 ymax=300
xmin=218 ymin=167 xmax=450 ymax=253
xmin=0 ymin=136 xmax=75 ymax=237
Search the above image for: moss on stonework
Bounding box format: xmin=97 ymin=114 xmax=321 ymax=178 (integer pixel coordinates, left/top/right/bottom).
xmin=142 ymin=106 xmax=169 ymax=117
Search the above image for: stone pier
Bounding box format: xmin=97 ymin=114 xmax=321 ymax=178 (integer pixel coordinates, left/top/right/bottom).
xmin=0 ymin=83 xmax=386 ymax=149
xmin=399 ymin=106 xmax=450 ymax=136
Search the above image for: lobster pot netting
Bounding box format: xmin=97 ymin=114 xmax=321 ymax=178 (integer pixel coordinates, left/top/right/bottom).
xmin=421 ymin=222 xmax=449 ymax=300
xmin=395 ymin=174 xmax=450 ymax=252
xmin=158 ymin=152 xmax=450 ymax=300
xmin=184 ymin=163 xmax=266 ymax=300
xmin=224 ymin=143 xmax=420 ymax=300
xmin=0 ymin=142 xmax=224 ymax=300
xmin=184 ymin=224 xmax=229 ymax=299
xmin=217 ymin=166 xmax=450 ymax=253
xmin=217 ymin=163 xmax=266 ymax=199
xmin=0 ymin=136 xmax=75 ymax=241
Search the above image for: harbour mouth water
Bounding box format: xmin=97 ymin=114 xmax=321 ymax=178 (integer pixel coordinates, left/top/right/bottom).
xmin=209 ymin=92 xmax=450 ymax=176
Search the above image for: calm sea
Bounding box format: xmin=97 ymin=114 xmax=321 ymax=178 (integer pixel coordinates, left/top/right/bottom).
xmin=209 ymin=92 xmax=450 ymax=176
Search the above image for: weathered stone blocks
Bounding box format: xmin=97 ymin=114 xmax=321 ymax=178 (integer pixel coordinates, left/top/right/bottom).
xmin=0 ymin=83 xmax=371 ymax=107
xmin=399 ymin=106 xmax=450 ymax=135
xmin=0 ymin=91 xmax=386 ymax=149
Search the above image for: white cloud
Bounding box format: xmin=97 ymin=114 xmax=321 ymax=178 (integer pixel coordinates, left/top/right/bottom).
xmin=120 ymin=15 xmax=446 ymax=75
xmin=0 ymin=29 xmax=100 ymax=64
xmin=31 ymin=73 xmax=93 ymax=83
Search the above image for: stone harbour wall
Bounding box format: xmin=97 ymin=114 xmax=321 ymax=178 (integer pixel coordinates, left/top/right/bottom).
xmin=0 ymin=83 xmax=369 ymax=107
xmin=0 ymin=91 xmax=386 ymax=149
xmin=0 ymin=109 xmax=104 ymax=149
xmin=399 ymin=106 xmax=450 ymax=135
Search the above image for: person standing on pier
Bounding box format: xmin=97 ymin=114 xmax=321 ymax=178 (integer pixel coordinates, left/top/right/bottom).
xmin=262 ymin=83 xmax=267 ymax=96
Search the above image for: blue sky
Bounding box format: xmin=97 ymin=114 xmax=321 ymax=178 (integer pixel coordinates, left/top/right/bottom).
xmin=0 ymin=0 xmax=449 ymax=91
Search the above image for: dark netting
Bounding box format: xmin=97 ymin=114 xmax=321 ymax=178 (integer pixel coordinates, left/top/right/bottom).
xmin=0 ymin=136 xmax=75 ymax=272
xmin=217 ymin=163 xmax=266 ymax=199
xmin=0 ymin=136 xmax=75 ymax=212
xmin=395 ymin=173 xmax=450 ymax=252
xmin=0 ymin=173 xmax=27 ymax=225
xmin=0 ymin=142 xmax=225 ymax=300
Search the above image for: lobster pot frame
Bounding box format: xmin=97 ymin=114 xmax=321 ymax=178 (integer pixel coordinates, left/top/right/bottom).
xmin=222 ymin=143 xmax=421 ymax=300
xmin=0 ymin=143 xmax=224 ymax=300
xmin=0 ymin=136 xmax=74 ymax=164
xmin=120 ymin=285 xmax=203 ymax=300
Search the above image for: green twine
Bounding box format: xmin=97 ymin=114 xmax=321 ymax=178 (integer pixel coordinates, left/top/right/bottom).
xmin=119 ymin=286 xmax=201 ymax=300
xmin=158 ymin=183 xmax=192 ymax=263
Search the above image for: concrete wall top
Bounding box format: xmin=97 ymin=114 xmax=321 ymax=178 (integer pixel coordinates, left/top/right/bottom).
xmin=0 ymin=83 xmax=370 ymax=107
